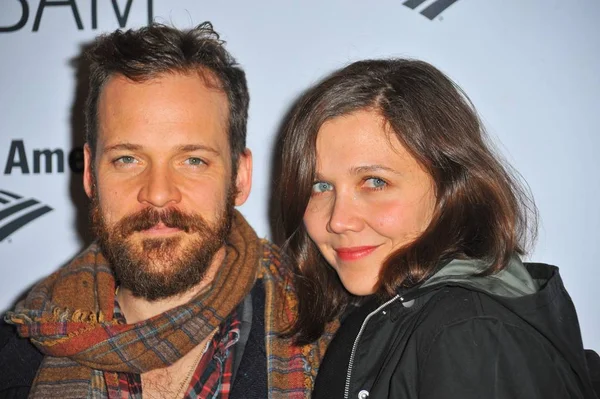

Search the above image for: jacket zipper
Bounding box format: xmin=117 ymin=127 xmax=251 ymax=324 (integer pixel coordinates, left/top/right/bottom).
xmin=344 ymin=294 xmax=401 ymax=399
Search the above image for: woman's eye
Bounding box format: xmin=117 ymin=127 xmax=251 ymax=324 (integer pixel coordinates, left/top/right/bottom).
xmin=365 ymin=177 xmax=387 ymax=189
xmin=311 ymin=181 xmax=333 ymax=194
xmin=185 ymin=157 xmax=205 ymax=166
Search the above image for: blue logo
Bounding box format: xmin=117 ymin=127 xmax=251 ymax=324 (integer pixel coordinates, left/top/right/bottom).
xmin=402 ymin=0 xmax=460 ymax=20
xmin=0 ymin=189 xmax=53 ymax=241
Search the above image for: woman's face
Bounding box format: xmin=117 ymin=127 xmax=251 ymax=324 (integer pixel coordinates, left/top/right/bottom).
xmin=303 ymin=109 xmax=436 ymax=295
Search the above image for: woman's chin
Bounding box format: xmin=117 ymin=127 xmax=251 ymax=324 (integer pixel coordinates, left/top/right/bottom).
xmin=340 ymin=278 xmax=377 ymax=296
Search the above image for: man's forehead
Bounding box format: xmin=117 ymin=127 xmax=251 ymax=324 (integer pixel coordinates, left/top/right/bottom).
xmin=97 ymin=72 xmax=229 ymax=134
xmin=91 ymin=74 xmax=231 ymax=166
xmin=99 ymin=71 xmax=227 ymax=103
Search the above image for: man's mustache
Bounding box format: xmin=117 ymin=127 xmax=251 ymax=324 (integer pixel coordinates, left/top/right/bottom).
xmin=115 ymin=207 xmax=210 ymax=237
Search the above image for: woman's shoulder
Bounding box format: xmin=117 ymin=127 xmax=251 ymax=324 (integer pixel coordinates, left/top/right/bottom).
xmin=403 ymin=282 xmax=597 ymax=396
xmin=412 ymin=285 xmax=508 ymax=336
xmin=404 ymin=282 xmax=560 ymax=368
xmin=374 ymin=285 xmax=593 ymax=398
xmin=411 ymin=261 xmax=572 ymax=343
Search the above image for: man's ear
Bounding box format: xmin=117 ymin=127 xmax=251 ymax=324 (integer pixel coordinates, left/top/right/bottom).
xmin=234 ymin=149 xmax=252 ymax=206
xmin=83 ymin=144 xmax=94 ymax=199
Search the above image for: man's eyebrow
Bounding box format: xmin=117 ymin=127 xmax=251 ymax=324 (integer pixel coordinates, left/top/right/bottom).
xmin=102 ymin=143 xmax=220 ymax=155
xmin=103 ymin=143 xmax=142 ymax=152
xmin=175 ymin=144 xmax=220 ymax=155
xmin=350 ymin=165 xmax=400 ymax=175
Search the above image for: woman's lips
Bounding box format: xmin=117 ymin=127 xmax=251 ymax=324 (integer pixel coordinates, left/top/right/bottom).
xmin=334 ymin=246 xmax=379 ymax=261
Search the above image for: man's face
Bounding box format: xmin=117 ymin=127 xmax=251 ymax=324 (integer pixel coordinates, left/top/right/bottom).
xmin=83 ymin=72 xmax=252 ymax=301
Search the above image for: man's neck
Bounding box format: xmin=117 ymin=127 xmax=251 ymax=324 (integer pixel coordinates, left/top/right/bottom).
xmin=116 ymin=247 xmax=226 ymax=324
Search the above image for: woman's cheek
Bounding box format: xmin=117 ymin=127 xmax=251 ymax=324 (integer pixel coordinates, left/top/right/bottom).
xmin=370 ymin=199 xmax=407 ymax=230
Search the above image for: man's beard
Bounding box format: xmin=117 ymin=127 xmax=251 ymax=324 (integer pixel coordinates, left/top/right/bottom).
xmin=90 ymin=190 xmax=234 ymax=301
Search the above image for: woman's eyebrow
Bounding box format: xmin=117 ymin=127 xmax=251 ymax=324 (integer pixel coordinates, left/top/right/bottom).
xmin=350 ymin=165 xmax=400 ymax=175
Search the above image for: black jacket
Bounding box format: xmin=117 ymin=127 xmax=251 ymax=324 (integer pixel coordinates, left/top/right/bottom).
xmin=0 ymin=281 xmax=268 ymax=399
xmin=314 ymin=263 xmax=599 ymax=399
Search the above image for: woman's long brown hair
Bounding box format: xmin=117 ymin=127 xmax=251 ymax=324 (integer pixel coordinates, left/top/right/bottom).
xmin=276 ymin=59 xmax=537 ymax=344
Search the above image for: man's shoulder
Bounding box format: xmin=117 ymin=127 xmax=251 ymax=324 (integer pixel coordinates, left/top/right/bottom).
xmin=258 ymin=238 xmax=282 ymax=262
xmin=0 ymin=318 xmax=42 ymax=395
xmin=257 ymin=239 xmax=290 ymax=284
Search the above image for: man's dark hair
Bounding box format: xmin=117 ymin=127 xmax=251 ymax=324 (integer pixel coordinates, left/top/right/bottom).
xmin=85 ymin=22 xmax=249 ymax=169
xmin=276 ymin=59 xmax=537 ymax=344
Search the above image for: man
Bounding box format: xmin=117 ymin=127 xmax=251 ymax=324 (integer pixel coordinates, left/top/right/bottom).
xmin=0 ymin=23 xmax=335 ymax=399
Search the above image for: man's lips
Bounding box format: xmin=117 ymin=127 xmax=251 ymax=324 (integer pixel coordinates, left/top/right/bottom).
xmin=334 ymin=246 xmax=379 ymax=261
xmin=138 ymin=222 xmax=183 ymax=235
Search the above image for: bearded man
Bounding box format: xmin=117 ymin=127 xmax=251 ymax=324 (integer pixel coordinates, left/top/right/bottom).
xmin=0 ymin=23 xmax=335 ymax=399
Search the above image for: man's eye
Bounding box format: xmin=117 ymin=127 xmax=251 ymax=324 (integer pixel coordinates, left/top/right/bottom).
xmin=115 ymin=156 xmax=136 ymax=164
xmin=311 ymin=182 xmax=333 ymax=193
xmin=365 ymin=177 xmax=387 ymax=189
xmin=185 ymin=157 xmax=206 ymax=166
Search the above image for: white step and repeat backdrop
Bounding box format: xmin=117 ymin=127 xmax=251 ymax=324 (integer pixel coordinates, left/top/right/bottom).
xmin=1 ymin=0 xmax=599 ymax=350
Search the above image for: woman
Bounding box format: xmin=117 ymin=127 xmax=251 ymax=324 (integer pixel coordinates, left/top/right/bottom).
xmin=276 ymin=59 xmax=598 ymax=398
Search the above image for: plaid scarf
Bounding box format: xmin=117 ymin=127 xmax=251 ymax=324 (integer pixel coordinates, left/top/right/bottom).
xmin=258 ymin=241 xmax=339 ymax=398
xmin=7 ymin=211 xmax=339 ymax=398
xmin=7 ymin=210 xmax=260 ymax=398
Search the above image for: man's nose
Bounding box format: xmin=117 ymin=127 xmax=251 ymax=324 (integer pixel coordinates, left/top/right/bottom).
xmin=137 ymin=164 xmax=182 ymax=208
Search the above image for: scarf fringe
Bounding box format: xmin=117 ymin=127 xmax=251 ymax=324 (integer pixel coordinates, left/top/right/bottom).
xmin=7 ymin=307 xmax=106 ymax=325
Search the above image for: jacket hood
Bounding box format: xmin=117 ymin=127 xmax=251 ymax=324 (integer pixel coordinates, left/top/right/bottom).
xmin=400 ymin=259 xmax=596 ymax=397
xmin=420 ymin=256 xmax=538 ymax=297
